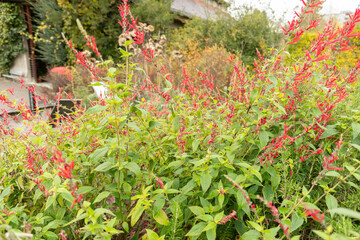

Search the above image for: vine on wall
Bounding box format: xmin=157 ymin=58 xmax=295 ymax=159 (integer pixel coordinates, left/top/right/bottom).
xmin=0 ymin=3 xmax=26 ymax=74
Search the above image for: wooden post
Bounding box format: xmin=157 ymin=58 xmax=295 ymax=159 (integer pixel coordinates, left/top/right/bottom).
xmin=24 ymin=4 xmax=39 ymax=82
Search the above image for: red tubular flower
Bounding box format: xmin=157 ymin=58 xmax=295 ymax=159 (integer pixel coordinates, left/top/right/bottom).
xmin=218 ymin=210 xmax=238 ymax=224
xmin=304 ymin=206 xmax=325 ymax=224
xmin=153 ymin=175 xmax=164 ymax=189
xmin=58 ymin=161 xmax=75 ymax=179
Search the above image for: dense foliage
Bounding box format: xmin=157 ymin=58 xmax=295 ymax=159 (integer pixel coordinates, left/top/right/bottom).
xmin=0 ymin=3 xmax=26 ymax=74
xmin=1 ymin=1 xmax=360 ymax=240
xmin=169 ymin=7 xmax=281 ymax=65
xmin=32 ymin=0 xmax=174 ymax=67
xmin=32 ymin=0 xmax=123 ymax=66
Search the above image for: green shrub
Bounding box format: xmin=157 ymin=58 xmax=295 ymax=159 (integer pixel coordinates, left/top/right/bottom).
xmin=0 ymin=3 xmax=26 ymax=74
xmin=1 ymin=1 xmax=360 ymax=240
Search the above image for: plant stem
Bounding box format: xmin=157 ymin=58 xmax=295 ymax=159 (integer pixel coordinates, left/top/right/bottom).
xmin=313 ymin=163 xmax=360 ymax=204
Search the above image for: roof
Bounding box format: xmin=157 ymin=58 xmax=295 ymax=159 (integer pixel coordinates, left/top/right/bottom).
xmin=171 ymin=0 xmax=228 ymax=20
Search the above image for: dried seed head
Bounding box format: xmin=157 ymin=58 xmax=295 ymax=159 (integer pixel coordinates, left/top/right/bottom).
xmin=172 ymin=50 xmax=180 ymax=56
xmin=83 ymin=50 xmax=91 ymax=58
xmin=130 ymin=30 xmax=136 ymax=38
xmin=148 ymin=25 xmax=155 ymax=32
xmin=155 ymin=43 xmax=163 ymax=50
xmin=118 ymin=36 xmax=126 ymax=46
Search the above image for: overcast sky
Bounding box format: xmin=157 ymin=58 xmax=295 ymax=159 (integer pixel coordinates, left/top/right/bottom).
xmin=228 ymin=0 xmax=360 ymax=21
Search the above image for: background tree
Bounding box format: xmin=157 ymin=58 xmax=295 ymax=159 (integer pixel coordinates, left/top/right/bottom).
xmin=169 ymin=7 xmax=281 ymax=65
xmin=0 ymin=3 xmax=26 ymax=74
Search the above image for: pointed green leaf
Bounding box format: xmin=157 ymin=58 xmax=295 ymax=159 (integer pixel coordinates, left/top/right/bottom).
xmin=130 ymin=205 xmax=145 ymax=226
xmin=153 ymin=209 xmax=169 ymax=226
xmin=94 ymin=162 xmax=115 ymax=172
xmin=352 ymin=122 xmax=360 ymax=139
xmin=186 ymin=222 xmax=207 ymax=236
xmin=326 ymin=194 xmax=338 ymax=217
xmin=290 ymin=212 xmax=304 ymax=232
xmin=86 ymin=105 xmax=107 ymax=114
xmin=148 ymin=121 xmax=162 ymax=130
xmin=189 ymin=206 xmax=205 ymax=216
xmin=330 ymin=208 xmax=360 ymax=220
xmin=146 ymin=229 xmax=160 ymax=240
xmin=200 ymin=173 xmax=212 ymax=193
xmin=93 ymin=191 xmax=111 ymax=203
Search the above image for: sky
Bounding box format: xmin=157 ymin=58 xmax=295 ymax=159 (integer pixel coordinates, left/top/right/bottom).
xmin=228 ymin=0 xmax=360 ymax=21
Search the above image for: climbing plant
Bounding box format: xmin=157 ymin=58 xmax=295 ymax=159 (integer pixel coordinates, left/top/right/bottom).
xmin=0 ymin=3 xmax=26 ymax=74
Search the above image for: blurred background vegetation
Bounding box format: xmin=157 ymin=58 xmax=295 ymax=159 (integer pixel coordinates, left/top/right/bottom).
xmin=28 ymin=0 xmax=281 ymax=68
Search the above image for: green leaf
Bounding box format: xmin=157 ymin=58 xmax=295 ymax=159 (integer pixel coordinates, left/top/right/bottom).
xmin=189 ymin=206 xmax=205 ymax=216
xmin=319 ymin=125 xmax=338 ymax=139
xmin=86 ymin=105 xmax=107 ymax=114
xmin=153 ymin=209 xmax=169 ymax=226
xmin=203 ymin=222 xmax=216 ymax=232
xmin=148 ymin=120 xmax=162 ymax=130
xmin=146 ymin=229 xmax=160 ymax=240
xmin=268 ymin=76 xmax=278 ymax=86
xmin=197 ymin=214 xmax=213 ymax=222
xmin=44 ymin=231 xmax=58 ymax=239
xmin=273 ymin=101 xmax=286 ymax=115
xmin=77 ymin=186 xmax=94 ymax=194
xmin=200 ymin=173 xmax=212 ymax=193
xmin=125 ymin=162 xmax=141 ymax=177
xmin=33 ymin=189 xmax=43 ymax=205
xmin=61 ymin=192 xmax=74 ymax=203
xmin=123 ymin=222 xmax=129 ymax=232
xmin=0 ymin=187 xmax=11 ymax=201
xmin=108 ymin=67 xmax=117 ymax=76
xmin=351 ymin=143 xmax=360 ymax=151
xmin=153 ymin=198 xmax=165 ymax=215
xmin=94 ymin=208 xmax=115 ymax=217
xmin=42 ymin=220 xmax=67 ymax=233
xmin=326 ymin=194 xmax=338 ymax=217
xmin=262 ymin=184 xmax=273 ymax=202
xmin=45 ymin=195 xmax=55 ymax=210
xmin=249 ymin=221 xmax=262 ymax=232
xmin=220 ymin=135 xmax=233 ymax=142
xmin=352 ymin=122 xmax=360 ymax=139
xmin=130 ymin=205 xmax=145 ymax=226
xmin=290 ymin=213 xmax=304 ymax=232
xmin=264 ymin=227 xmax=279 ymax=240
xmin=251 ymin=168 xmax=262 ymax=182
xmin=214 ymin=212 xmax=223 ymax=223
xmin=89 ymin=147 xmax=109 ymax=164
xmin=94 ymin=162 xmax=115 ymax=172
xmin=218 ymin=194 xmax=224 ymax=208
xmin=127 ymin=122 xmax=141 ymax=132
xmin=325 ymin=171 xmax=341 ymax=177
xmin=206 ymin=227 xmax=216 ymax=240
xmin=93 ymin=191 xmax=111 ymax=203
xmin=173 ymin=117 xmax=182 ymax=132
xmin=242 ymin=230 xmax=261 ymax=240
xmin=186 ymin=222 xmax=207 ymax=236
xmin=313 ymin=230 xmax=330 ymax=239
xmin=181 ymin=180 xmax=196 ymax=195
xmin=259 ymin=131 xmax=269 ymax=149
xmin=192 ymin=139 xmax=201 ymax=152
xmin=330 ymin=208 xmax=360 ymax=220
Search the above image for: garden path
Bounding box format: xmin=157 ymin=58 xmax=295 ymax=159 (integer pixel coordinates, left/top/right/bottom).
xmin=0 ymin=77 xmax=29 ymax=111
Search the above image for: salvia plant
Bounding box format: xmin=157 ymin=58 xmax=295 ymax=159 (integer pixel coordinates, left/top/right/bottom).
xmin=1 ymin=0 xmax=360 ymax=239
